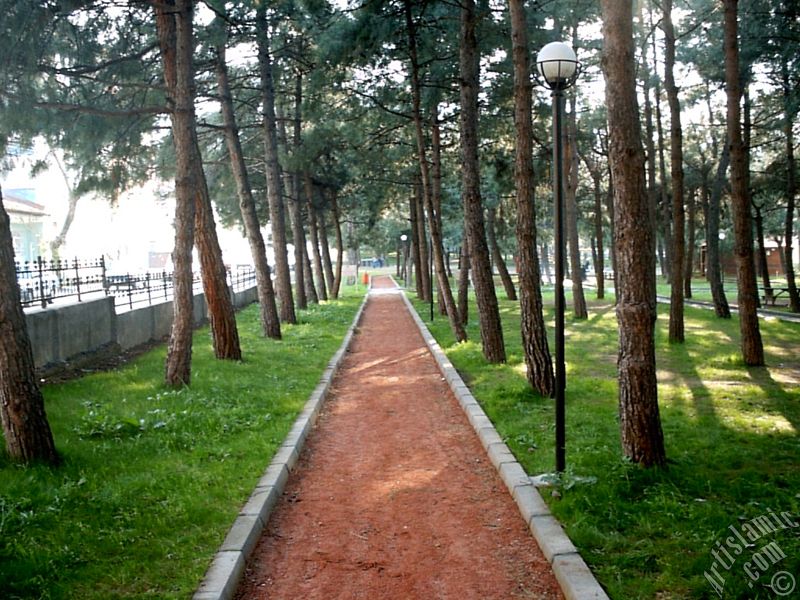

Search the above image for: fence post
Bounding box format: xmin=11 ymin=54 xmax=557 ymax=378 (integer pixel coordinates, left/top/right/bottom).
xmin=146 ymin=272 xmax=152 ymax=305
xmin=101 ymin=256 xmax=108 ymax=296
xmin=127 ymin=273 xmax=133 ymax=309
xmin=74 ymin=257 xmax=82 ymax=302
xmin=37 ymin=256 xmax=46 ymax=308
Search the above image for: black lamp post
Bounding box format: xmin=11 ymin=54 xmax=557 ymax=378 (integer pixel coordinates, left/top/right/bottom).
xmin=536 ymin=41 xmax=580 ymax=474
xmin=400 ymin=234 xmax=409 ymax=288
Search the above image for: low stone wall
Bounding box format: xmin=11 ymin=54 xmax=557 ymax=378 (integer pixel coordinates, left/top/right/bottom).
xmin=25 ymin=285 xmax=258 ymax=370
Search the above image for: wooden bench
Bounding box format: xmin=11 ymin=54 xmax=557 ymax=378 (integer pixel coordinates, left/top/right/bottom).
xmin=762 ymin=287 xmax=789 ymax=306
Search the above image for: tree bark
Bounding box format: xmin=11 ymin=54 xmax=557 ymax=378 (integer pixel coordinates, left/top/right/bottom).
xmin=402 ymin=0 xmax=433 ymax=304
xmin=565 ymin=94 xmax=587 ymax=319
xmin=753 ymin=203 xmax=771 ymax=293
xmin=585 ymin=161 xmax=605 ymax=299
xmin=214 ymin=32 xmax=280 ymax=339
xmin=487 ymin=206 xmax=517 ymax=301
xmin=288 ymin=73 xmax=307 ymax=311
xmin=458 ymin=228 xmax=470 ymax=325
xmin=782 ymin=53 xmax=800 ymax=312
xmin=724 ymin=0 xmax=764 ymax=366
xmin=192 ymin=145 xmax=242 ymax=360
xmin=684 ymin=187 xmax=696 ymax=299
xmin=430 ymin=115 xmax=467 ymax=340
xmin=302 ymin=241 xmax=318 ymax=304
xmin=459 ymin=0 xmax=505 ymax=363
xmin=330 ymin=191 xmax=344 ymax=298
xmin=156 ymin=0 xmax=197 ymax=386
xmin=413 ymin=179 xmax=431 ymax=301
xmin=318 ymin=206 xmax=336 ymax=298
xmin=640 ymin=23 xmax=659 ymax=271
xmin=606 ymin=171 xmax=619 ymax=300
xmin=601 ymin=0 xmax=666 ymax=467
xmin=708 ymin=142 xmax=731 ymax=318
xmin=541 ymin=242 xmax=552 ymax=285
xmin=409 ymin=191 xmax=423 ymax=298
xmin=256 ymin=6 xmax=295 ymax=324
xmin=652 ymin=51 xmax=672 ymax=280
xmin=48 ymin=152 xmax=79 ymax=259
xmin=663 ymin=0 xmax=685 ymax=343
xmin=508 ymin=0 xmax=554 ymax=397
xmin=0 ymin=188 xmax=60 ymax=465
xmin=160 ymin=11 xmax=240 ymax=363
xmin=305 ymin=175 xmax=328 ymax=301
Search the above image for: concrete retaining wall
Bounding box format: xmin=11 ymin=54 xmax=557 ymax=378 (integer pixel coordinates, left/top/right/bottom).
xmin=25 ymin=285 xmax=258 ymax=369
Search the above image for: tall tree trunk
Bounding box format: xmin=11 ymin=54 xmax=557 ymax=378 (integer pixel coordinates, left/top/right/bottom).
xmin=256 ymin=6 xmax=295 ymax=324
xmin=303 ymin=241 xmax=318 ymax=304
xmin=753 ymin=203 xmax=771 ymax=292
xmin=318 ymin=205 xmax=336 ymax=297
xmin=708 ymin=142 xmax=732 ymax=318
xmin=430 ymin=115 xmax=467 ymax=340
xmin=288 ymin=188 xmax=308 ymax=310
xmin=458 ymin=228 xmax=470 ymax=325
xmin=276 ymin=103 xmax=304 ymax=311
xmin=664 ymin=0 xmax=685 ymax=343
xmin=724 ymin=0 xmax=764 ymax=365
xmin=487 ymin=207 xmax=517 ymax=301
xmin=606 ymin=172 xmax=619 ymax=300
xmin=192 ymin=144 xmax=242 ymax=360
xmin=648 ymin=4 xmax=672 ymax=281
xmin=289 ymin=73 xmax=307 ymax=311
xmin=413 ymin=179 xmax=430 ymax=301
xmin=402 ymin=0 xmax=433 ymax=304
xmin=782 ymin=53 xmax=800 ymax=312
xmin=276 ymin=84 xmax=316 ymax=310
xmin=640 ymin=27 xmax=660 ymax=269
xmin=330 ymin=191 xmax=344 ymax=298
xmin=214 ymin=32 xmax=280 ymax=339
xmin=541 ymin=242 xmax=552 ymax=285
xmin=684 ymin=187 xmax=696 ymax=299
xmin=159 ymin=13 xmax=240 ymax=362
xmin=48 ymin=152 xmax=79 ymax=259
xmin=459 ymin=0 xmax=505 ymax=363
xmin=601 ymin=0 xmax=666 ymax=467
xmin=508 ymin=0 xmax=554 ymax=396
xmin=591 ymin=169 xmax=605 ymax=299
xmin=743 ymin=82 xmax=760 ymax=311
xmin=565 ymin=94 xmax=588 ymax=319
xmin=409 ymin=191 xmax=423 ymax=298
xmin=305 ymin=176 xmax=328 ymax=301
xmin=0 ymin=188 xmax=60 ymax=465
xmin=157 ymin=0 xmax=197 ymax=386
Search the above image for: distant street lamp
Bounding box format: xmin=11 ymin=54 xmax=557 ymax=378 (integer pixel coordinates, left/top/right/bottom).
xmin=400 ymin=234 xmax=409 ymax=288
xmin=536 ymin=41 xmax=580 ymax=474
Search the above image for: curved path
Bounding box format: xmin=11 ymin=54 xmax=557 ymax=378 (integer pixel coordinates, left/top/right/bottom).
xmin=235 ymin=275 xmax=562 ymax=599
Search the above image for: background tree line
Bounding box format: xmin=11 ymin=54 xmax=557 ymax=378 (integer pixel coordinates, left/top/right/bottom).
xmin=1 ymin=0 xmax=797 ymax=470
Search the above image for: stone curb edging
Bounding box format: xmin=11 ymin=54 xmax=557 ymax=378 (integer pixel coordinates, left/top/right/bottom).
xmin=398 ymin=289 xmax=610 ymax=600
xmin=192 ymin=290 xmax=370 ymax=600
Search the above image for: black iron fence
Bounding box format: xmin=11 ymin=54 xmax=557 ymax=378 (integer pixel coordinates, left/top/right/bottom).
xmin=15 ymin=257 xmax=257 ymax=310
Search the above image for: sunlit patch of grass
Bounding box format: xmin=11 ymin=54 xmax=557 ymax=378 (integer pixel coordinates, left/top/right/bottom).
xmin=410 ymin=289 xmax=800 ymax=599
xmin=0 ymin=288 xmax=363 ymax=599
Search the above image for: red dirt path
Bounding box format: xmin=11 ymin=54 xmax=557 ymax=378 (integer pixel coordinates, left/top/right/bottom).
xmin=235 ymin=275 xmax=562 ymax=599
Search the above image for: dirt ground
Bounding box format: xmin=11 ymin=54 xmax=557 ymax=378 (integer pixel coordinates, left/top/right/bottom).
xmin=235 ymin=275 xmax=562 ymax=599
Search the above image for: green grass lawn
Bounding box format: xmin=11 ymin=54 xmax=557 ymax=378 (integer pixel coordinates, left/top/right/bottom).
xmin=410 ymin=288 xmax=800 ymax=599
xmin=0 ymin=288 xmax=363 ymax=599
